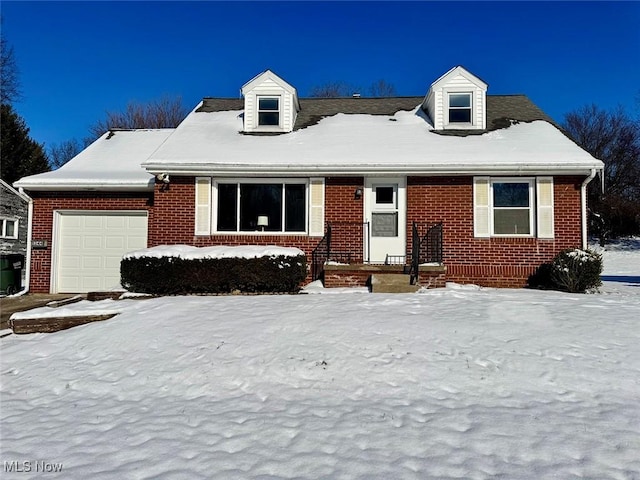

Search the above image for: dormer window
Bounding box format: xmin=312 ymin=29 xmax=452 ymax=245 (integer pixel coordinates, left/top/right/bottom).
xmin=448 ymin=93 xmax=472 ymax=124
xmin=422 ymin=66 xmax=487 ymax=130
xmin=241 ymin=70 xmax=300 ymax=133
xmin=258 ymin=97 xmax=280 ymax=126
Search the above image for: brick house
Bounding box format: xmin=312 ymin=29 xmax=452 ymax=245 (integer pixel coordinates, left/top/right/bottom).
xmin=15 ymin=66 xmax=603 ymax=293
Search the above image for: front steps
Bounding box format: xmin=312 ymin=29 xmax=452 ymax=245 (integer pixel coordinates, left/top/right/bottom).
xmin=323 ymin=263 xmax=447 ymax=290
xmin=370 ymin=273 xmax=421 ymax=293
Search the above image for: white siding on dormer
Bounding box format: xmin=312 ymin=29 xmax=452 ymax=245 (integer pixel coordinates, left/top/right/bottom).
xmin=241 ymin=70 xmax=299 ymax=133
xmin=422 ymin=66 xmax=487 ymax=131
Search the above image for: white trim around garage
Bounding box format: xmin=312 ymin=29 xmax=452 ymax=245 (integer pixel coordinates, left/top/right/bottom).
xmin=51 ymin=210 xmax=149 ymax=294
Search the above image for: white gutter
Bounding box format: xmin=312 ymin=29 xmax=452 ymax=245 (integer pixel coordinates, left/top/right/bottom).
xmin=143 ymin=163 xmax=604 ymax=178
xmin=12 ymin=180 xmax=154 ymax=192
xmin=14 ymin=187 xmax=33 ymax=297
xmin=581 ymin=168 xmax=598 ymax=249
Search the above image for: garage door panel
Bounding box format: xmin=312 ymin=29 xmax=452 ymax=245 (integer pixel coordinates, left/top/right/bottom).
xmin=56 ymin=212 xmax=148 ymax=293
xmin=63 ymin=216 xmax=83 ymax=228
xmin=82 ymin=256 xmax=102 ymax=269
xmin=105 ymin=236 xmax=125 ymax=249
xmin=106 ymin=216 xmax=127 ymax=229
xmin=83 ymin=236 xmax=103 ymax=249
xmin=83 ymin=216 xmax=104 ymax=229
xmin=126 ymin=238 xmax=146 ymax=249
xmin=60 ymin=255 xmax=81 ymax=269
xmin=62 ymin=236 xmax=82 ymax=249
xmin=82 ymin=276 xmax=103 ymax=291
xmin=104 ymin=255 xmax=123 ymax=269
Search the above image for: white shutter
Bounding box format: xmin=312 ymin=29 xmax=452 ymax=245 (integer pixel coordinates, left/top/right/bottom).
xmin=536 ymin=177 xmax=554 ymax=239
xmin=195 ymin=177 xmax=211 ymax=235
xmin=473 ymin=177 xmax=491 ymax=237
xmin=308 ymin=178 xmax=325 ymax=237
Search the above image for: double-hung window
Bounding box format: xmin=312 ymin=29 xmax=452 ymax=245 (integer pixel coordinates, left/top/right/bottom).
xmin=448 ymin=93 xmax=472 ymax=124
xmin=474 ymin=177 xmax=554 ymax=238
xmin=216 ymin=181 xmax=306 ymax=233
xmin=491 ymin=179 xmax=534 ymax=235
xmin=257 ymin=97 xmax=280 ymax=127
xmin=1 ymin=218 xmax=18 ymax=239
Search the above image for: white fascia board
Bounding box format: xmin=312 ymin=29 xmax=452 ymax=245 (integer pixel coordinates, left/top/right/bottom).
xmin=430 ymin=65 xmax=488 ymax=91
xmin=14 ymin=180 xmax=154 ymax=192
xmin=241 ymin=70 xmax=297 ymax=96
xmin=1 ymin=178 xmax=31 ymax=202
xmin=144 ymin=162 xmax=603 ymax=178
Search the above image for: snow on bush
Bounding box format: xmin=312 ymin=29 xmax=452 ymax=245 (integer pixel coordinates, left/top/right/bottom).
xmin=550 ymin=248 xmax=603 ymax=293
xmin=121 ymin=245 xmax=307 ymax=294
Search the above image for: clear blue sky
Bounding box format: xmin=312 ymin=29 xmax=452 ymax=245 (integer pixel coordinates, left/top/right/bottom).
xmin=2 ymin=1 xmax=639 ymax=149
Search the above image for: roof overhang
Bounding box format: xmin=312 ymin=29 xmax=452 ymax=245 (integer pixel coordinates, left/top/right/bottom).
xmin=13 ymin=179 xmax=155 ymax=192
xmin=143 ymin=162 xmax=603 ymax=178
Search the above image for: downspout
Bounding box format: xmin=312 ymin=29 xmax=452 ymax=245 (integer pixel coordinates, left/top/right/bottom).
xmin=581 ymin=169 xmax=598 ymax=249
xmin=15 ymin=187 xmax=33 ymax=296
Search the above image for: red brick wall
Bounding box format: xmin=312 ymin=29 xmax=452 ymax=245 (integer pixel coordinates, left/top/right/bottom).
xmin=325 ymin=177 xmax=364 ymax=224
xmin=407 ymin=176 xmax=584 ymax=287
xmin=149 ymin=177 xmax=332 ymax=253
xmin=28 ymin=191 xmax=152 ymax=293
xmin=27 ymin=174 xmax=585 ymax=292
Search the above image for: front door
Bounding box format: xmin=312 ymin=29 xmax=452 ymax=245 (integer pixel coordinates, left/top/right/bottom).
xmin=364 ymin=177 xmax=406 ymax=263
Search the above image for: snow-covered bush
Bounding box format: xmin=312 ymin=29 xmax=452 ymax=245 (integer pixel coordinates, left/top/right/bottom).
xmin=550 ymin=248 xmax=602 ymax=293
xmin=121 ymin=247 xmax=307 ymax=294
xmin=530 ymin=248 xmax=602 ymax=293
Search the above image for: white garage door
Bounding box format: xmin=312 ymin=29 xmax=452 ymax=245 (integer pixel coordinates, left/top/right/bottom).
xmin=54 ymin=212 xmax=148 ymax=293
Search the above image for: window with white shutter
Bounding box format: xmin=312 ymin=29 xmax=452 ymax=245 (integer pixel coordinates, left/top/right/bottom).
xmin=473 ymin=176 xmax=554 ymax=239
xmin=195 ymin=177 xmax=211 ymax=235
xmin=473 ymin=177 xmax=490 ymax=237
xmin=308 ymin=178 xmax=325 ymax=237
xmin=536 ymin=177 xmax=554 ymax=238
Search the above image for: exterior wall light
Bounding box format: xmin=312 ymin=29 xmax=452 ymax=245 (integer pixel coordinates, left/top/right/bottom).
xmin=354 ymin=187 xmax=363 ymax=200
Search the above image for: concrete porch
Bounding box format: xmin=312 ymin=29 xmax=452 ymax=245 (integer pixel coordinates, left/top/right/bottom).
xmin=323 ymin=263 xmax=447 ymax=292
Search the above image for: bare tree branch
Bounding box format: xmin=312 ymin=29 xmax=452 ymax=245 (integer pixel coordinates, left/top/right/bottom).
xmin=309 ymin=79 xmax=397 ymax=98
xmin=88 ymin=95 xmax=188 ymax=140
xmin=1 ymin=34 xmax=22 ymax=104
xmin=369 ymin=79 xmax=396 ymax=98
xmin=48 ymin=139 xmax=85 ymax=169
xmin=562 ymin=104 xmax=640 ymax=241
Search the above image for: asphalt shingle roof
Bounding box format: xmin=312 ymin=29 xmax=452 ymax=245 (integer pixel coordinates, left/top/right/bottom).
xmin=197 ymin=94 xmax=553 ymax=135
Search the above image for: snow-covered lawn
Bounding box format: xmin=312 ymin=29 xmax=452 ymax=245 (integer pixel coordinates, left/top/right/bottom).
xmin=1 ymin=242 xmax=639 ymax=479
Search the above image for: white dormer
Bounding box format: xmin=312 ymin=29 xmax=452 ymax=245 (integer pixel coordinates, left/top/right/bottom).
xmin=241 ymin=70 xmax=300 ymax=133
xmin=423 ymin=66 xmax=488 ymax=130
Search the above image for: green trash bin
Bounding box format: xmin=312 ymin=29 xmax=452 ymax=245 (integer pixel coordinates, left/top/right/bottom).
xmin=0 ymin=254 xmax=24 ymax=295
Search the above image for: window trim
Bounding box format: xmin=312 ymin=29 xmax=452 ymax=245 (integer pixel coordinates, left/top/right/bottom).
xmin=475 ymin=176 xmax=554 ymax=239
xmin=1 ymin=217 xmax=19 ymax=239
xmin=256 ymin=95 xmax=281 ymax=129
xmin=212 ymin=178 xmax=309 ymax=235
xmin=446 ymin=91 xmax=473 ymax=127
xmin=490 ymin=178 xmax=535 ymax=237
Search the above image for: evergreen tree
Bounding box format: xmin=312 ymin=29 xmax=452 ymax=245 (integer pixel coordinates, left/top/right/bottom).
xmin=1 ymin=103 xmax=50 ymax=185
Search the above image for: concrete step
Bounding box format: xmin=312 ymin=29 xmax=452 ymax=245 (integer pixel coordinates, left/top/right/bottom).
xmin=370 ymin=273 xmax=420 ymax=293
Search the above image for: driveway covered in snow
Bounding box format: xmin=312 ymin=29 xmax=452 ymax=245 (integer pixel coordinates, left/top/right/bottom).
xmin=1 ymin=243 xmax=639 ymax=479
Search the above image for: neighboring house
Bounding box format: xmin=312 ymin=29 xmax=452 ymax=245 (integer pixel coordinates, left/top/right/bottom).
xmin=1 ymin=178 xmax=29 ymax=294
xmin=15 ymin=66 xmax=604 ymax=293
xmin=1 ymin=178 xmax=29 ymax=256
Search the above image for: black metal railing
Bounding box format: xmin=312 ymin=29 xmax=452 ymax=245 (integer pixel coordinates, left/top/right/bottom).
xmin=311 ymin=224 xmax=331 ymax=281
xmin=409 ymin=222 xmax=444 ymax=284
xmin=311 ymin=222 xmax=370 ymax=281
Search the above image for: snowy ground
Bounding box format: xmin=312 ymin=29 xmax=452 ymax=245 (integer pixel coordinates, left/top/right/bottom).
xmin=1 ymin=241 xmax=639 ymax=479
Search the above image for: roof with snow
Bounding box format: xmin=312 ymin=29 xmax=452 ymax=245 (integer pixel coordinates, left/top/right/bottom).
xmin=14 ymin=95 xmax=603 ymax=191
xmin=14 ymin=129 xmax=174 ymax=191
xmin=144 ymin=97 xmax=601 ymax=177
xmin=196 ymin=94 xmax=553 ymax=133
